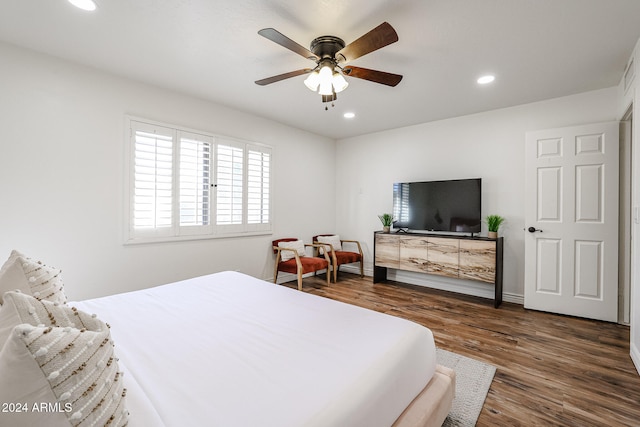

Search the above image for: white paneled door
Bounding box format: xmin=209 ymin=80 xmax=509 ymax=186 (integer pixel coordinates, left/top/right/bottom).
xmin=524 ymin=122 xmax=619 ymax=322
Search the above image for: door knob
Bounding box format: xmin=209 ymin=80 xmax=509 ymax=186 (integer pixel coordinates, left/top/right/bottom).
xmin=527 ymin=226 xmax=543 ymax=233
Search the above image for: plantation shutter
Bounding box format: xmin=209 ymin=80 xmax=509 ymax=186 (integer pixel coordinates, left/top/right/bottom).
xmin=131 ymin=122 xmax=174 ymax=237
xmin=393 ymin=182 xmax=410 ymax=224
xmin=216 ymin=142 xmax=244 ymax=230
xmin=126 ymin=117 xmax=273 ymax=243
xmin=178 ymin=132 xmax=212 ymax=234
xmin=246 ymin=145 xmax=271 ymax=231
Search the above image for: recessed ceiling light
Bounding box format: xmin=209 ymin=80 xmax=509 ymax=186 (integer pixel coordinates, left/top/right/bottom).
xmin=477 ymin=75 xmax=495 ymax=85
xmin=68 ymin=0 xmax=97 ymax=11
xmin=343 ymin=112 xmax=355 ymax=119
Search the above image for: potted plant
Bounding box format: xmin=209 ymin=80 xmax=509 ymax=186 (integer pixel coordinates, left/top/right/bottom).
xmin=486 ymin=214 xmax=505 ymax=238
xmin=378 ymin=214 xmax=394 ymax=233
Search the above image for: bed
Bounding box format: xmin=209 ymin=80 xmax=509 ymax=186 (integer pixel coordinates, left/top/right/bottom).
xmin=0 ymin=262 xmax=454 ymax=427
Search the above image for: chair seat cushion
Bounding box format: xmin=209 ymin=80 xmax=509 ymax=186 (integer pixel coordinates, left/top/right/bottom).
xmin=278 ymin=257 xmax=328 ymax=274
xmin=335 ymin=251 xmax=362 ymax=265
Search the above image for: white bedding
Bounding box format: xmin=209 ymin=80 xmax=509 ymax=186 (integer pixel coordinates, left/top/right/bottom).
xmin=73 ymin=271 xmax=437 ymax=427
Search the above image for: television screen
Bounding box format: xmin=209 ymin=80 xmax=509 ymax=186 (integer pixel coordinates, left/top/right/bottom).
xmin=392 ymin=178 xmax=481 ymax=233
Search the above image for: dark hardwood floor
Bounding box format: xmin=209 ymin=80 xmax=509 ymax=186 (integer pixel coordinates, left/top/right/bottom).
xmin=281 ymin=273 xmax=640 ymax=427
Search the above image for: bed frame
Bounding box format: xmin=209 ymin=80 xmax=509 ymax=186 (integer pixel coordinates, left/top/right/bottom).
xmin=393 ymin=365 xmax=456 ymax=427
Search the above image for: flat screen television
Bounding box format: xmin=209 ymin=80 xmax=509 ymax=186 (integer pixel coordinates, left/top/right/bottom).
xmin=392 ymin=178 xmax=482 ymax=233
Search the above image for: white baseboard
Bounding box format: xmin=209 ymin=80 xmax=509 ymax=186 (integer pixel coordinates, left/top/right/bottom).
xmin=502 ymin=292 xmax=524 ymax=305
xmin=631 ymin=341 xmax=640 ymax=376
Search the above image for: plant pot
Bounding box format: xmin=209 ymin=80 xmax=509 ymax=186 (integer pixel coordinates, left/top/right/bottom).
xmin=488 ymin=231 xmax=498 ymax=239
xmin=383 ymin=226 xmax=390 ymax=233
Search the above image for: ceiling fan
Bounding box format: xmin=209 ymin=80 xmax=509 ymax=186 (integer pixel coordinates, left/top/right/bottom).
xmin=255 ymin=22 xmax=403 ymax=108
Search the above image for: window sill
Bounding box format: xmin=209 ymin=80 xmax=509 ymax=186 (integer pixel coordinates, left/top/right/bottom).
xmin=124 ymin=230 xmax=273 ymax=246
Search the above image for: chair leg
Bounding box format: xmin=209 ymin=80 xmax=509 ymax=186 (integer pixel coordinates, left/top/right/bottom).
xmin=333 ymin=264 xmax=337 ymax=283
xmin=297 ymin=270 xmax=303 ymax=291
xmin=326 ymin=267 xmax=330 ymax=285
xmin=360 ymin=260 xmax=364 ymax=278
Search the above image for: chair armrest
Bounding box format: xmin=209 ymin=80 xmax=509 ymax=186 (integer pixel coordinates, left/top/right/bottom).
xmin=273 ymin=246 xmax=303 ymax=269
xmin=314 ymin=242 xmax=334 ymax=251
xmin=313 ymin=242 xmax=333 ymax=256
xmin=315 ymin=242 xmax=337 ymax=264
xmin=274 ymin=245 xmax=301 ymax=255
xmin=307 ymin=243 xmax=331 ymax=263
xmin=340 ymin=239 xmax=363 ymax=256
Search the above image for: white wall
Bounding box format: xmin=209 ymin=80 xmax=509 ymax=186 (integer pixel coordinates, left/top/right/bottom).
xmin=335 ymin=87 xmax=619 ymax=301
xmin=0 ymin=42 xmax=336 ymax=300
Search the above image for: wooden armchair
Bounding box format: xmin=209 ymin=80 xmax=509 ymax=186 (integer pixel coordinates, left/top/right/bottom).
xmin=272 ymin=238 xmax=330 ymax=290
xmin=313 ymin=234 xmax=364 ymax=283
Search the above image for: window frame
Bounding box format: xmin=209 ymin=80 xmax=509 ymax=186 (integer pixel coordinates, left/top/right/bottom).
xmin=124 ymin=116 xmax=273 ymax=245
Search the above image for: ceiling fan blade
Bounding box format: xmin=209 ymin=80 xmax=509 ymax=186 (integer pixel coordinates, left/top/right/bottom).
xmin=342 ymin=66 xmax=403 ymax=87
xmin=255 ymin=69 xmax=313 ymax=86
xmin=336 ymin=22 xmax=398 ymax=63
xmin=258 ymin=28 xmax=319 ymax=61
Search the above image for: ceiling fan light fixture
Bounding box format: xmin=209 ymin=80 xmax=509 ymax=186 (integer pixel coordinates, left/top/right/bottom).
xmin=304 ymin=71 xmax=320 ymax=91
xmin=319 ymin=64 xmax=333 ymax=78
xmin=318 ymin=80 xmax=333 ymax=96
xmin=317 ymin=65 xmax=334 ymax=95
xmin=332 ymin=72 xmax=349 ymax=93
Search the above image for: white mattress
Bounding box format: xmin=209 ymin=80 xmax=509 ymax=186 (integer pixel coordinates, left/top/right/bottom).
xmin=73 ymin=271 xmax=436 ymax=427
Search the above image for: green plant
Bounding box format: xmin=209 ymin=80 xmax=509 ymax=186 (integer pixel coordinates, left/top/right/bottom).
xmin=486 ymin=214 xmax=505 ymax=232
xmin=378 ymin=213 xmax=394 ymax=227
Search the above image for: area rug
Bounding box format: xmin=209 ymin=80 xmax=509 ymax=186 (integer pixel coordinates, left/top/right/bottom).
xmin=436 ymin=348 xmax=496 ymax=427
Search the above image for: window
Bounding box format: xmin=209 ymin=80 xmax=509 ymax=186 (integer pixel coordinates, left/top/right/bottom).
xmin=247 ymin=147 xmax=271 ymax=226
xmin=178 ymin=131 xmax=212 ymax=235
xmin=126 ymin=118 xmax=272 ymax=243
xmin=393 ymin=182 xmax=410 ymax=224
xmin=215 ymin=143 xmax=244 ymax=228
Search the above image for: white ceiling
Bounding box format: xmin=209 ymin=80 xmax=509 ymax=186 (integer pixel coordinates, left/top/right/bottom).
xmin=1 ymin=0 xmax=640 ymax=139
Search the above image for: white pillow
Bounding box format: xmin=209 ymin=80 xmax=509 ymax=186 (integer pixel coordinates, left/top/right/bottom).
xmin=0 ymin=291 xmax=103 ymax=346
xmin=0 ymin=292 xmax=128 ymax=427
xmin=0 ymin=324 xmax=129 ymax=427
xmin=278 ymin=240 xmax=306 ymax=262
xmin=317 ymin=235 xmax=342 ymax=254
xmin=0 ymin=251 xmax=67 ymax=305
xmin=0 ymin=249 xmax=23 ymax=278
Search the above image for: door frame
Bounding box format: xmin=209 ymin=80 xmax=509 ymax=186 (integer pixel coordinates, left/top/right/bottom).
xmin=620 ymin=107 xmax=633 ymax=325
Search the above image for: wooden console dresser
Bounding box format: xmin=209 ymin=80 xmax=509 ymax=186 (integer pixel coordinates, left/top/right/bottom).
xmin=373 ymin=231 xmax=504 ymax=307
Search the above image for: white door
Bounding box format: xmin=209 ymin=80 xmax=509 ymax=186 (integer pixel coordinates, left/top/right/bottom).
xmin=524 ymin=122 xmax=619 ymax=322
